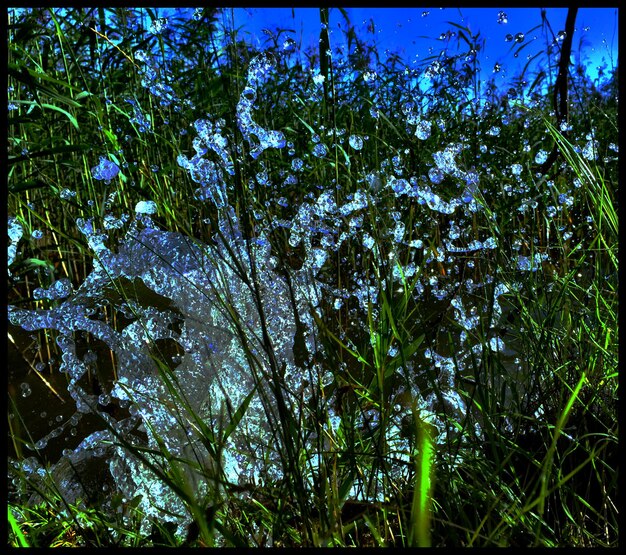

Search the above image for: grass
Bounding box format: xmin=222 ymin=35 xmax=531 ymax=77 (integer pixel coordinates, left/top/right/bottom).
xmin=7 ymin=6 xmax=618 ymax=547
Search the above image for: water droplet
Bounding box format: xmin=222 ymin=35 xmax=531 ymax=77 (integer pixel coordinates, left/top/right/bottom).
xmin=363 ymin=71 xmax=377 ymax=84
xmin=33 ymin=278 xmax=73 ymax=301
xmin=60 ymin=188 xmax=77 ymax=200
xmin=149 ymin=17 xmax=167 ymax=35
xmin=348 ymin=134 xmax=363 ymax=150
xmin=497 ymin=11 xmax=508 ymax=24
xmin=91 ymin=156 xmax=120 ymax=181
xmin=283 ymin=37 xmax=296 ymax=52
xmin=20 ymin=383 xmax=32 ymax=397
xmin=291 ymin=158 xmax=304 ymax=172
xmin=489 ymin=337 xmax=505 ymax=352
xmin=534 ymin=150 xmax=548 ymax=164
xmin=8 ymin=217 xmax=23 ymax=243
xmin=387 ymin=219 xmax=404 ymax=244
xmin=414 ymin=119 xmax=431 ymax=140
xmin=312 ymin=143 xmax=328 ymax=158
xmin=428 ymin=168 xmax=444 ymax=184
xmin=582 ymin=140 xmax=599 ymax=161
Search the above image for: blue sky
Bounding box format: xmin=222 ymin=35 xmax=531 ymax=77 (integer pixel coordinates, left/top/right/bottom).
xmin=227 ymin=7 xmax=618 ymax=85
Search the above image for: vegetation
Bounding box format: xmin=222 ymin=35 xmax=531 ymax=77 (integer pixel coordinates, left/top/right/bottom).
xmin=7 ymin=7 xmax=618 ymax=547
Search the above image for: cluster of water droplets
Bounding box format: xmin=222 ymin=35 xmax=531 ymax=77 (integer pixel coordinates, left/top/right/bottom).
xmin=8 ymin=217 xmax=23 ymax=272
xmin=177 ymin=117 xmax=233 ymax=206
xmin=9 ymin=200 xmax=319 ymax=534
xmin=91 ymin=155 xmax=120 ymax=182
xmin=9 ymin=38 xmax=604 ymax=536
xmin=133 ymin=49 xmax=179 ymax=108
xmin=236 ymin=54 xmax=287 ymax=160
xmin=125 ymin=97 xmax=152 ymax=134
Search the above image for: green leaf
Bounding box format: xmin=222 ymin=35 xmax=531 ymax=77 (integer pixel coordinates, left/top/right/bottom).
xmin=21 ymin=258 xmax=56 ymax=271
xmin=74 ymin=90 xmax=93 ymax=101
xmin=103 ymin=129 xmax=121 ymax=151
xmin=7 ymin=64 xmax=82 ymax=107
xmin=8 ymin=179 xmax=50 ymax=194
xmin=338 ymin=471 xmax=355 ymax=503
xmin=311 ymin=309 xmax=371 ymax=367
xmin=8 ymin=144 xmax=89 ymax=165
xmin=222 ymin=385 xmax=257 ymax=442
xmin=8 ymin=506 xmax=31 ymax=548
xmin=40 ymin=102 xmax=79 ymax=129
xmin=11 ymin=99 xmax=79 ymax=129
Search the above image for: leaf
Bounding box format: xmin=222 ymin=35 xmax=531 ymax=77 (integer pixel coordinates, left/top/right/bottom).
xmin=39 ymin=102 xmax=79 ymax=129
xmin=8 ymin=144 xmax=89 ymax=165
xmin=334 ymin=142 xmax=352 ymax=170
xmin=338 ymin=471 xmax=355 ymax=503
xmin=12 ymin=97 xmax=80 ymax=128
xmin=21 ymin=258 xmax=56 ymax=271
xmin=7 ymin=64 xmax=82 ymax=107
xmin=384 ymin=334 xmax=425 ymax=379
xmin=311 ymin=309 xmax=371 ymax=367
xmin=222 ymin=385 xmax=257 ymax=442
xmin=8 ymin=506 xmax=31 ymax=548
xmin=74 ymin=90 xmax=93 ymax=101
xmin=103 ymin=128 xmax=121 ymax=150
xmin=8 ymin=179 xmax=49 ymax=194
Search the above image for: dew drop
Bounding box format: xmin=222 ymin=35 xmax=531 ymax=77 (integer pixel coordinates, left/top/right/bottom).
xmin=348 ymin=134 xmax=364 ymax=150
xmin=428 ymin=167 xmax=444 ymax=185
xmin=534 ymin=150 xmax=548 ymax=164
xmin=91 ymin=156 xmax=120 ymax=182
xmin=415 ymin=120 xmax=431 ymax=140
xmin=582 ymin=140 xmax=599 ymax=161
xmin=489 ymin=337 xmax=505 ymax=352
xmin=312 ymin=143 xmax=328 ymax=158
xmin=135 ymin=200 xmax=157 ymax=215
